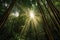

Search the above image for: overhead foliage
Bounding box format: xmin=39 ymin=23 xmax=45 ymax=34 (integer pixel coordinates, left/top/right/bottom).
xmin=0 ymin=0 xmax=60 ymax=40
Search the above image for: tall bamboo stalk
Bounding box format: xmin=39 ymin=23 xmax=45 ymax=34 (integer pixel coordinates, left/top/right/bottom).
xmin=46 ymin=0 xmax=60 ymax=25
xmin=37 ymin=0 xmax=54 ymax=40
xmin=0 ymin=0 xmax=16 ymax=28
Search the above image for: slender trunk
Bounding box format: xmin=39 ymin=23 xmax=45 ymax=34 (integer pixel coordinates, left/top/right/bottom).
xmin=37 ymin=0 xmax=54 ymax=40
xmin=0 ymin=0 xmax=16 ymax=28
xmin=41 ymin=0 xmax=60 ymax=37
xmin=46 ymin=0 xmax=60 ymax=24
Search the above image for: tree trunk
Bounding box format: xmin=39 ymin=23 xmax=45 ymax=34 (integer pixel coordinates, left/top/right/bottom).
xmin=41 ymin=0 xmax=60 ymax=39
xmin=46 ymin=0 xmax=60 ymax=25
xmin=0 ymin=0 xmax=16 ymax=28
xmin=37 ymin=0 xmax=54 ymax=40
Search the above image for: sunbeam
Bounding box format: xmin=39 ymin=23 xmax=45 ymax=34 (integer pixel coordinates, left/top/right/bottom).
xmin=20 ymin=9 xmax=42 ymax=38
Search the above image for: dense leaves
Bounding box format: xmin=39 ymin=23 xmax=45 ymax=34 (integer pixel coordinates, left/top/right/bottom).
xmin=0 ymin=0 xmax=60 ymax=40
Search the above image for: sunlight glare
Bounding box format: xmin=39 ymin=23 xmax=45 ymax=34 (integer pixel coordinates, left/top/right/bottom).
xmin=19 ymin=9 xmax=42 ymax=37
xmin=29 ymin=10 xmax=35 ymax=19
xmin=15 ymin=12 xmax=19 ymax=17
xmin=11 ymin=11 xmax=19 ymax=17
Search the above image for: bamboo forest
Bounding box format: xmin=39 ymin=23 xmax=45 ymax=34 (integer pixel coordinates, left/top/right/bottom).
xmin=0 ymin=0 xmax=60 ymax=40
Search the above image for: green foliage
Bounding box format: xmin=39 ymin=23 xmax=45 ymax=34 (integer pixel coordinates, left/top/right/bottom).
xmin=0 ymin=0 xmax=60 ymax=40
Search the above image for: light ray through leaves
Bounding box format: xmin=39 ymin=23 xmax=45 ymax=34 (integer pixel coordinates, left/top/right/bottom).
xmin=19 ymin=9 xmax=42 ymax=38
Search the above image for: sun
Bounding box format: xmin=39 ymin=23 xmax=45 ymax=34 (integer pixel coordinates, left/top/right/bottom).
xmin=29 ymin=10 xmax=35 ymax=19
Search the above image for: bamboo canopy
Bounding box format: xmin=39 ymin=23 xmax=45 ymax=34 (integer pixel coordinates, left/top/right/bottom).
xmin=0 ymin=0 xmax=60 ymax=40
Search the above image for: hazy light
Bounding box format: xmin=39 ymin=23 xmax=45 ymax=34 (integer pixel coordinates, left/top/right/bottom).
xmin=20 ymin=9 xmax=42 ymax=37
xmin=40 ymin=2 xmax=43 ymax=5
xmin=11 ymin=11 xmax=19 ymax=17
xmin=32 ymin=4 xmax=35 ymax=7
xmin=29 ymin=10 xmax=35 ymax=19
xmin=36 ymin=2 xmax=37 ymax=6
xmin=30 ymin=0 xmax=32 ymax=2
xmin=15 ymin=12 xmax=19 ymax=17
xmin=5 ymin=3 xmax=8 ymax=7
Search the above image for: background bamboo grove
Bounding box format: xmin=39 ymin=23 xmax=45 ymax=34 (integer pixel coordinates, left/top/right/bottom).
xmin=0 ymin=0 xmax=60 ymax=40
